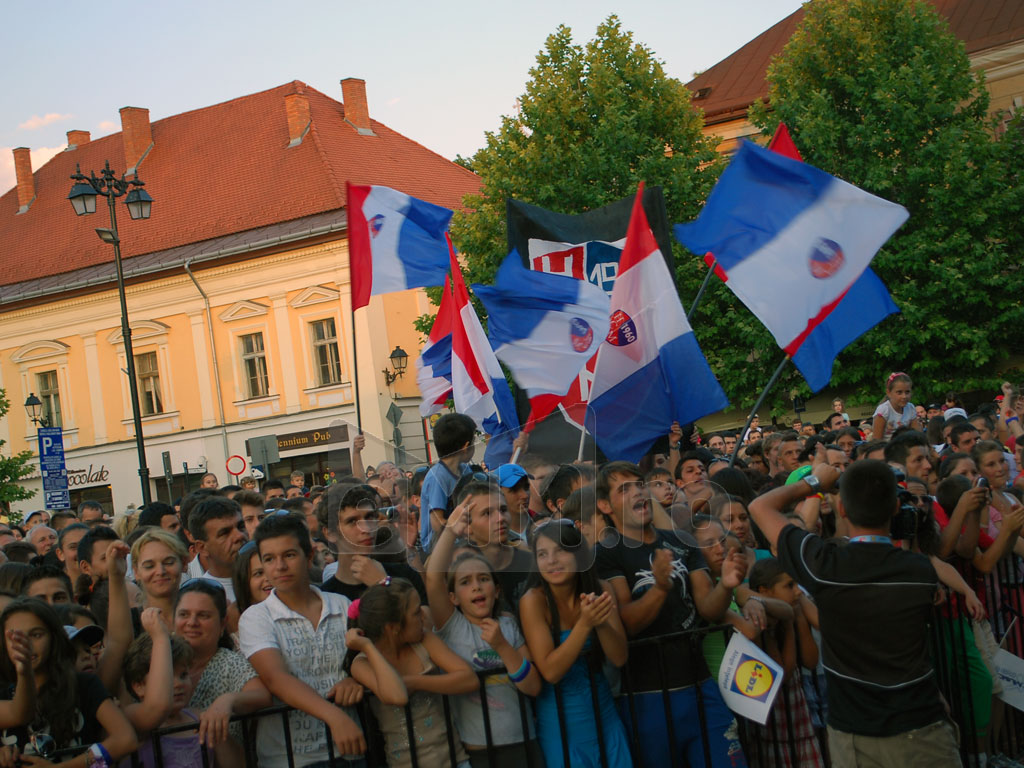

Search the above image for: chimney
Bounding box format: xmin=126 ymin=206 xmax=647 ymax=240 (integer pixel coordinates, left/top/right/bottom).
xmin=284 ymin=92 xmax=311 ymax=147
xmin=341 ymin=78 xmax=374 ymax=136
xmin=66 ymin=130 xmax=91 ymax=150
xmin=119 ymin=106 xmax=153 ymax=174
xmin=12 ymin=147 xmax=35 ymax=214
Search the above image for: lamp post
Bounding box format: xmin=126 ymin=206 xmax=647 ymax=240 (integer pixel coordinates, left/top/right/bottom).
xmin=382 ymin=345 xmax=409 ymax=386
xmin=24 ymin=393 xmax=49 ymax=428
xmin=67 ymin=162 xmax=154 ymax=506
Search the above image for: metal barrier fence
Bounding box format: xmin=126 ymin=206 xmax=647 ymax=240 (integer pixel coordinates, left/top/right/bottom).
xmin=54 ymin=567 xmax=1024 ymax=767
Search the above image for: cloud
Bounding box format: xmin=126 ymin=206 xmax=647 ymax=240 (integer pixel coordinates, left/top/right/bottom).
xmin=97 ymin=120 xmax=117 ymax=132
xmin=18 ymin=113 xmax=73 ymax=131
xmin=0 ymin=145 xmax=65 ymax=196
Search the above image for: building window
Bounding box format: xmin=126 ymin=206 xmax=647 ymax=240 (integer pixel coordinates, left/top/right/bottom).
xmin=36 ymin=370 xmax=62 ymax=428
xmin=135 ymin=351 xmax=164 ymax=416
xmin=310 ymin=318 xmax=342 ymax=386
xmin=241 ymin=332 xmax=269 ymax=398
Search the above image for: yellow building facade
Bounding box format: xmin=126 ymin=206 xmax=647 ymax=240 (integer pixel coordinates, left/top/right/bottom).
xmin=0 ymin=79 xmax=479 ymax=514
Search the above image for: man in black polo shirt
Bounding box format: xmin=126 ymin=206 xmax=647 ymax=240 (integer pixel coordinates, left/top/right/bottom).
xmin=749 ymin=458 xmax=960 ymax=767
xmin=320 ymin=484 xmax=427 ymax=603
xmin=595 ymin=461 xmax=747 ymax=768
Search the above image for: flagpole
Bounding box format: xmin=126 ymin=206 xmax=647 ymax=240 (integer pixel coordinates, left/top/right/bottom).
xmin=729 ymin=355 xmax=790 ymax=468
xmin=350 ymin=307 xmax=363 ymax=435
xmin=686 ymin=256 xmax=719 ymax=322
xmin=576 ymin=422 xmax=587 ymax=462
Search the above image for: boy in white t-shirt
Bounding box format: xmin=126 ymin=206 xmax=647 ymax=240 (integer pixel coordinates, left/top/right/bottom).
xmin=239 ymin=513 xmax=367 ymax=767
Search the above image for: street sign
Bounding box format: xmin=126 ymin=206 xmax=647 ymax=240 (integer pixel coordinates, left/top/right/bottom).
xmin=226 ymin=455 xmax=247 ymax=477
xmin=248 ymin=435 xmax=279 ymax=473
xmin=38 ymin=427 xmax=70 ymax=510
xmin=162 ymin=451 xmax=174 ymax=492
xmin=386 ymin=403 xmax=402 ymax=427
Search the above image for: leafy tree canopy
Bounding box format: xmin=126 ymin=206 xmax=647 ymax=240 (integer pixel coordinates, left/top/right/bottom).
xmin=746 ymin=0 xmax=1024 ymax=405
xmin=452 ymin=15 xmax=721 ymax=288
xmin=0 ymin=389 xmax=36 ymax=514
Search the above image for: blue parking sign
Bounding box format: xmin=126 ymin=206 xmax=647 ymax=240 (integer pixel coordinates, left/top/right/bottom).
xmin=37 ymin=427 xmax=70 ymax=510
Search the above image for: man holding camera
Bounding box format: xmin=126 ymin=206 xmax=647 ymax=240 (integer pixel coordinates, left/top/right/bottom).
xmin=749 ymin=459 xmax=961 ymax=767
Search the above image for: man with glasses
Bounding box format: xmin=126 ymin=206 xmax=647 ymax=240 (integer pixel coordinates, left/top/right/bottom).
xmin=188 ymin=496 xmax=247 ymax=601
xmin=320 ymin=484 xmax=426 ymax=602
xmin=595 ymin=461 xmax=747 ymax=768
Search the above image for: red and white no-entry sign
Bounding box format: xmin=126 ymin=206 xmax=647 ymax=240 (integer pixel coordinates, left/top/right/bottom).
xmin=226 ymin=455 xmax=247 ymax=477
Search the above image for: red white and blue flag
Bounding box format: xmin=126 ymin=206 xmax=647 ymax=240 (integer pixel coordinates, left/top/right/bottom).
xmin=347 ymin=183 xmax=453 ymax=311
xmin=675 ymin=141 xmax=908 ymax=387
xmin=447 ymin=238 xmax=519 ymax=437
xmin=416 ymin=275 xmax=454 ymax=418
xmin=472 ymin=253 xmax=610 ymax=429
xmin=586 ymin=184 xmax=729 ymax=462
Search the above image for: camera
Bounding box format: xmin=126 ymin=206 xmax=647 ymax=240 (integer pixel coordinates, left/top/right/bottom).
xmin=890 ymin=489 xmax=924 ymax=541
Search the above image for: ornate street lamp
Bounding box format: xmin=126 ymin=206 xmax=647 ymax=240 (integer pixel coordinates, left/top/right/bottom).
xmin=382 ymin=345 xmax=409 ymax=386
xmin=67 ymin=162 xmax=153 ymax=505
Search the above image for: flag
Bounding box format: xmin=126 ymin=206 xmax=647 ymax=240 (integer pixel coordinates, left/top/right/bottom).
xmin=586 ymin=184 xmax=729 ymax=462
xmin=347 ymin=183 xmax=453 ymax=311
xmin=416 ymin=275 xmax=454 ymax=418
xmin=675 ymin=141 xmax=907 ymax=369
xmin=447 ymin=237 xmax=520 ymax=456
xmin=472 ymin=252 xmax=610 ymax=428
xmin=766 ymin=124 xmax=900 ymax=391
xmin=502 ymin=189 xmax=674 ymax=461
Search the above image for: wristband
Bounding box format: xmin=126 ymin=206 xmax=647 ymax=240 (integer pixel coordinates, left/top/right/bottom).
xmin=669 ymin=443 xmax=680 ymax=451
xmin=377 ymin=576 xmax=392 ymax=587
xmin=88 ymin=744 xmax=111 ymax=768
xmin=1007 ymin=416 xmax=1019 ymax=425
xmin=508 ymin=659 xmax=531 ymax=683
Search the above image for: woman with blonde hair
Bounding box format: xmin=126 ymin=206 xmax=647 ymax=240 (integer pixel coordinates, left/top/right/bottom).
xmin=131 ymin=527 xmax=189 ymax=632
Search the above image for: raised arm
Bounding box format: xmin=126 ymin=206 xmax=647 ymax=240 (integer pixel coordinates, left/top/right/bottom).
xmin=608 ymin=549 xmax=673 ymax=636
xmin=0 ymin=631 xmax=36 ymax=728
xmin=123 ymin=608 xmax=174 ymax=734
xmin=424 ymin=498 xmax=473 ymax=628
xmin=750 ymin=464 xmax=840 ymax=549
xmin=97 ymin=541 xmax=135 ymax=694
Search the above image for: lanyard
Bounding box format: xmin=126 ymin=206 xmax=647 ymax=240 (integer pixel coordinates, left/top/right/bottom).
xmin=849 ymin=535 xmax=892 ymax=545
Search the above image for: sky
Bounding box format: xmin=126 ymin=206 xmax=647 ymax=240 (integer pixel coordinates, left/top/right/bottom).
xmin=0 ymin=0 xmax=803 ymax=194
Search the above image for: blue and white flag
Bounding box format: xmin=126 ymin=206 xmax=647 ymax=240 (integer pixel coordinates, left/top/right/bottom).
xmin=586 ymin=185 xmax=729 ymax=462
xmin=416 ymin=276 xmax=454 ymax=418
xmin=675 ymin=141 xmax=908 ymax=360
xmin=348 ymin=183 xmax=452 ymax=310
xmin=473 ymin=253 xmax=609 ymax=427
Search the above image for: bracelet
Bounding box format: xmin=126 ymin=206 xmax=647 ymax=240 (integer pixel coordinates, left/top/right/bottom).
xmin=669 ymin=443 xmax=680 ymax=451
xmin=1007 ymin=416 xmax=1019 ymax=425
xmin=508 ymin=658 xmax=531 ymax=684
xmin=88 ymin=744 xmax=111 ymax=768
xmin=377 ymin=576 xmax=392 ymax=587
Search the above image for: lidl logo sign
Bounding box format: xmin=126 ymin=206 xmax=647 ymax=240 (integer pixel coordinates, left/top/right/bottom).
xmin=730 ymin=657 xmax=775 ymax=702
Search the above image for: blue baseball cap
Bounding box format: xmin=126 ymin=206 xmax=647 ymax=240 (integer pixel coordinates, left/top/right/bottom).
xmin=497 ymin=464 xmax=532 ymax=488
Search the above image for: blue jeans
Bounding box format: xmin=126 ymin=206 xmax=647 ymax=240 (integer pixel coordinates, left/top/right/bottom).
xmin=617 ymin=678 xmax=747 ymax=768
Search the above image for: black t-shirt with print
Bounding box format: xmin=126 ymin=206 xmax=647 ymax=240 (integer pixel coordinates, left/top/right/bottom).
xmin=596 ymin=528 xmax=710 ymax=692
xmin=493 ymin=547 xmax=534 ymax=611
xmin=776 ymin=524 xmax=945 ymax=736
xmin=0 ymin=672 xmax=109 ymax=755
xmin=322 ymin=560 xmax=428 ymax=604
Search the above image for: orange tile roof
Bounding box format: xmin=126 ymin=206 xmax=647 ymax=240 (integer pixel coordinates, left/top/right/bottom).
xmin=0 ymin=80 xmax=480 ymax=288
xmin=688 ymin=0 xmax=1024 ymax=123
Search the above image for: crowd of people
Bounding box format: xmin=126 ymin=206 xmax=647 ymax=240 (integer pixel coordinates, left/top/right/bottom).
xmin=0 ymin=373 xmax=1022 ymax=767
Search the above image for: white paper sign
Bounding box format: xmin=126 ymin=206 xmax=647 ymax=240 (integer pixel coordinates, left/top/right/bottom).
xmin=994 ymin=648 xmax=1024 ymax=712
xmin=717 ymin=632 xmax=786 ymax=724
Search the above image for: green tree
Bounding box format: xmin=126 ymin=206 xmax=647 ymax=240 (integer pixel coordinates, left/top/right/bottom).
xmin=745 ymin=0 xmax=1024 ymax=403
xmin=452 ymin=15 xmax=721 ymax=288
xmin=0 ymin=389 xmax=36 ymax=516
